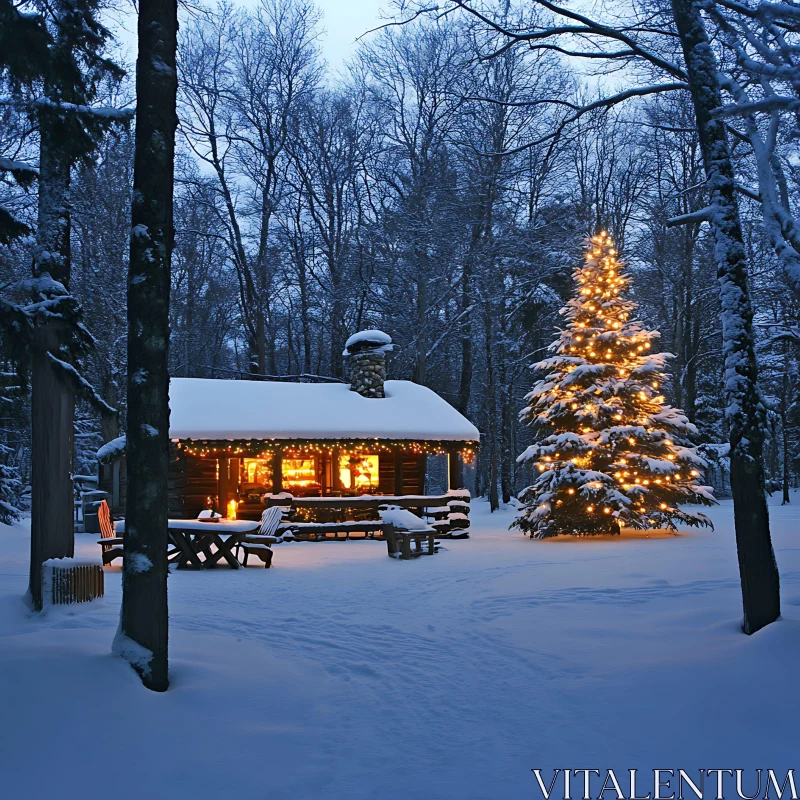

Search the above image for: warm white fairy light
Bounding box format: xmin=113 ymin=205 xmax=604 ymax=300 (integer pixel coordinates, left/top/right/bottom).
xmin=518 ymin=230 xmax=715 ymax=538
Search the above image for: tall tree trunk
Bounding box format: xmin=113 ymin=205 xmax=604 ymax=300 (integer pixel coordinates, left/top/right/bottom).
xmin=30 ymin=324 xmax=75 ymax=609
xmin=484 ymin=304 xmax=499 ymax=511
xmin=329 ymin=283 xmax=346 ymax=379
xmin=500 ymin=383 xmax=512 ymax=505
xmin=255 ymin=310 xmax=266 ymax=376
xmin=298 ymin=258 xmax=312 ymax=373
xmin=781 ymin=367 xmax=790 ymax=505
xmin=673 ymin=293 xmax=684 ymax=410
xmin=457 ymin=232 xmax=478 ymax=415
xmin=117 ymin=0 xmax=178 ymax=691
xmin=414 ymin=272 xmax=428 ymax=385
xmin=29 ymin=105 xmax=75 ymax=610
xmin=672 ymin=0 xmax=780 ymax=634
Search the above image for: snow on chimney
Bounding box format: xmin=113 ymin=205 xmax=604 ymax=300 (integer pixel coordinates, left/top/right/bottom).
xmin=343 ymin=330 xmax=394 ymax=398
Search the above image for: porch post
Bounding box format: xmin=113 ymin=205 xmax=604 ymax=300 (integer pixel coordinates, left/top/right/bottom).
xmin=218 ymin=454 xmax=229 ymax=517
xmin=272 ymin=448 xmax=283 ymax=494
xmin=229 ymin=457 xmax=240 ymax=502
xmin=331 ymin=447 xmax=341 ymax=494
xmin=393 ymin=449 xmax=404 ymax=496
xmin=112 ymin=460 xmax=121 ymax=508
xmin=448 ymin=449 xmax=462 ymax=491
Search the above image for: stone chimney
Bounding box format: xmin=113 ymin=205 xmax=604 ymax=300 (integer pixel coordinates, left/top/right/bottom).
xmin=343 ymin=330 xmax=394 ymax=398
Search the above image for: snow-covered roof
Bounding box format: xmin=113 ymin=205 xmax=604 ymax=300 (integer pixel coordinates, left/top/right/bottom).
xmin=168 ymin=378 xmax=480 ymax=442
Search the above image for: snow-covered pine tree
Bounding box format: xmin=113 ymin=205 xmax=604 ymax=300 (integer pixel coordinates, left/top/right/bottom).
xmin=2 ymin=0 xmax=128 ymax=609
xmin=0 ymin=367 xmax=23 ymax=524
xmin=0 ymin=447 xmax=23 ymax=525
xmin=516 ymin=231 xmax=716 ymax=538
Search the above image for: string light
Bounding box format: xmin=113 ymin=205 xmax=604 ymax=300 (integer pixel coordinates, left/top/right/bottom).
xmin=520 ymin=231 xmax=714 ymax=538
xmin=178 ymin=438 xmax=477 ymax=460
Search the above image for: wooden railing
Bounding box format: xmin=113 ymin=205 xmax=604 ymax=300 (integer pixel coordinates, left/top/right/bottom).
xmin=260 ymin=490 xmax=471 ymax=539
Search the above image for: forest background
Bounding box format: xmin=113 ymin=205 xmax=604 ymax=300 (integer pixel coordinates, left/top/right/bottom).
xmin=2 ymin=0 xmax=798 ymax=512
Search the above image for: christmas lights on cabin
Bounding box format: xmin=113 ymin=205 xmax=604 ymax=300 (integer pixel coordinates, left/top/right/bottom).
xmin=176 ymin=438 xmax=476 ymax=462
xmin=514 ymin=231 xmax=715 ymax=538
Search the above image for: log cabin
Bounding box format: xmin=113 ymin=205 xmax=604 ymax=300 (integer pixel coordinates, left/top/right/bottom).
xmin=98 ymin=331 xmax=479 ymax=533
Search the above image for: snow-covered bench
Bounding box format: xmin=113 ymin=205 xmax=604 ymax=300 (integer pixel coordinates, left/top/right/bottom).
xmin=378 ymin=506 xmax=439 ymax=560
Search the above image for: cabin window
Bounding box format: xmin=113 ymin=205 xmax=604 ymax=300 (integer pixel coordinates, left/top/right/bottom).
xmin=339 ymin=453 xmax=379 ymax=492
xmin=243 ymin=458 xmax=271 ymax=487
xmin=282 ymin=457 xmax=319 ymax=492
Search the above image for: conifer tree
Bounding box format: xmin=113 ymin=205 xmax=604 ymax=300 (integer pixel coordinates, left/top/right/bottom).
xmin=516 ymin=232 xmax=715 ymax=538
xmin=0 ymin=366 xmax=23 ymax=524
xmin=0 ymin=0 xmax=126 ymax=607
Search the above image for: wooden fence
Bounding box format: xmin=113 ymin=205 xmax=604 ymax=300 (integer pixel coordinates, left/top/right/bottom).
xmin=44 ymin=560 xmax=105 ymax=605
xmin=264 ymin=490 xmax=471 ymax=540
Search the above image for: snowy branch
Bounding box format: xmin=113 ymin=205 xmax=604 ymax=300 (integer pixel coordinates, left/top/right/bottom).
xmin=665 ymin=207 xmax=715 ymax=227
xmin=712 ymin=96 xmax=800 ymax=118
xmin=0 ymin=156 xmax=38 ymax=181
xmin=34 ymin=97 xmax=135 ymax=122
xmin=45 ymin=353 xmax=117 ymax=417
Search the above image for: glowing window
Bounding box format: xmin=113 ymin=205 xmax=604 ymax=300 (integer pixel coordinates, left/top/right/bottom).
xmin=243 ymin=458 xmax=271 ymax=487
xmin=282 ymin=457 xmax=318 ymax=490
xmin=339 ymin=453 xmax=379 ymax=491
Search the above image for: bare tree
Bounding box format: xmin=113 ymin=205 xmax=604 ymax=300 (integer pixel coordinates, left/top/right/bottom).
xmin=179 ymin=0 xmax=321 ymax=375
xmin=288 ymin=87 xmax=379 ymax=375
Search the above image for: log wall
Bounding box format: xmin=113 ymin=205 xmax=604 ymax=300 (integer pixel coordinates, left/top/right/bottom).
xmin=107 ymin=446 xmax=467 ymax=520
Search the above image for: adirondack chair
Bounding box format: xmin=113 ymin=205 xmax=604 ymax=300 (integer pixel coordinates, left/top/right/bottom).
xmin=96 ymin=500 xmax=124 ymax=566
xmin=235 ymin=505 xmax=284 ymax=567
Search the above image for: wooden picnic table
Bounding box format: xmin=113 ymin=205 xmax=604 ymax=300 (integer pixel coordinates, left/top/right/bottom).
xmin=115 ymin=519 xmax=266 ymax=569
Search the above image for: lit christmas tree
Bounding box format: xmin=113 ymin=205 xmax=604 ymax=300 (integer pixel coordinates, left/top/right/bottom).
xmin=516 ymin=231 xmax=715 ymax=538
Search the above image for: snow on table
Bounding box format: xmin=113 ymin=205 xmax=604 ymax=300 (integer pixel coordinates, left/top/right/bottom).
xmin=1 ymin=494 xmax=799 ymax=798
xmin=114 ymin=518 xmax=259 ymax=534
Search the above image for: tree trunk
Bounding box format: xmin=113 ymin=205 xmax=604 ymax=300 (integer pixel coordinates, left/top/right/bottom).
xmin=414 ymin=272 xmax=428 ymax=385
xmin=672 ymin=0 xmax=780 ymax=634
xmin=118 ymin=0 xmax=178 ymax=692
xmin=782 ymin=368 xmax=790 ymax=505
xmin=457 ymin=234 xmax=477 ymax=415
xmin=29 ymin=100 xmax=75 ymax=610
xmin=500 ymin=366 xmax=512 ymax=504
xmin=255 ymin=310 xmax=266 ymax=376
xmin=29 ymin=324 xmax=75 ymax=609
xmin=484 ymin=304 xmax=499 ymax=511
xmin=329 ymin=286 xmax=346 ymax=379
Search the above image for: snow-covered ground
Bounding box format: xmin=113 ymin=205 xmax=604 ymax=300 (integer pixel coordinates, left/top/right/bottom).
xmin=1 ymin=496 xmax=798 ymax=799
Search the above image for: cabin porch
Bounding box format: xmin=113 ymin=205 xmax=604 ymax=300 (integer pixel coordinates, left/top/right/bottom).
xmin=167 ymin=440 xmax=474 ymax=536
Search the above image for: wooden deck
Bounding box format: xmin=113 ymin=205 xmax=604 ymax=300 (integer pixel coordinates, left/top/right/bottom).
xmin=259 ymin=491 xmax=472 ymax=540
